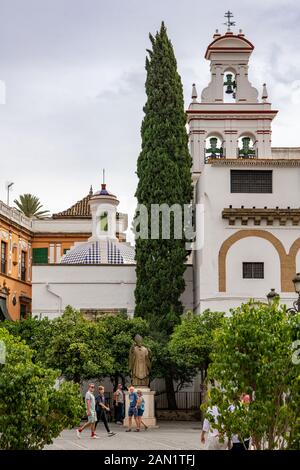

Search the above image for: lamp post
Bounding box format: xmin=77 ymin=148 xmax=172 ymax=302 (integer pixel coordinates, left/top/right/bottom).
xmin=6 ymin=182 xmax=14 ymax=206
xmin=286 ymin=273 xmax=300 ymax=315
xmin=267 ymin=288 xmax=279 ymax=305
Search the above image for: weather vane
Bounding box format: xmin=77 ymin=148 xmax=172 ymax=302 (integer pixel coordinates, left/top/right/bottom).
xmin=224 ymin=11 xmax=235 ymax=32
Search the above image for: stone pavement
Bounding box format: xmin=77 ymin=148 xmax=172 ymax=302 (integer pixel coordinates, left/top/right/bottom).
xmin=45 ymin=421 xmax=202 ymax=450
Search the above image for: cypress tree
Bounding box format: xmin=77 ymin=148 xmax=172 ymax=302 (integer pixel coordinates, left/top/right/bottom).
xmin=134 ymin=22 xmax=193 ymax=406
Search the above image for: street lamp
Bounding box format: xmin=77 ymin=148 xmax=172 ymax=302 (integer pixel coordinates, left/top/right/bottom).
xmin=267 ymin=288 xmax=279 ymax=305
xmin=287 ymin=273 xmax=300 ymax=315
xmin=6 ymin=182 xmax=14 ymax=206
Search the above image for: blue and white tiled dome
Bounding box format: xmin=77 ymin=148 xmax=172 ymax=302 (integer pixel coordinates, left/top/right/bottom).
xmin=61 ymin=240 xmax=135 ymax=265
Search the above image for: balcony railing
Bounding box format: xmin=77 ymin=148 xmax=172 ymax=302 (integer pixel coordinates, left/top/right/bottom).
xmin=237 ymin=147 xmax=258 ymax=159
xmin=204 ymin=148 xmax=225 ymax=164
xmin=0 ymin=201 xmax=33 ymax=231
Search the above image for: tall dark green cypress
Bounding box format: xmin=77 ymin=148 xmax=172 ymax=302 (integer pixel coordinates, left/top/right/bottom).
xmin=134 ymin=23 xmax=193 ymax=405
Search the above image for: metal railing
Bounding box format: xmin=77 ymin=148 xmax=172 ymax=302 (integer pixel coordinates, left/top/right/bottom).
xmin=155 ymin=391 xmax=201 ymax=411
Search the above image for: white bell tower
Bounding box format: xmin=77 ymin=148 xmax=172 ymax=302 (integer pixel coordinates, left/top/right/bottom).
xmin=188 ymin=14 xmax=278 ymax=176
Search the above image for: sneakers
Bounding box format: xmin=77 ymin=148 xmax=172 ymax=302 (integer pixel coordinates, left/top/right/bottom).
xmin=108 ymin=432 xmax=116 ymax=437
xmin=76 ymin=429 xmax=82 ymax=439
xmin=91 ymin=433 xmax=99 ymax=439
xmin=125 ymin=429 xmax=132 ymax=432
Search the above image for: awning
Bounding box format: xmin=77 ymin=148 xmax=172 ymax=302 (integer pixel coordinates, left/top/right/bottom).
xmin=0 ymin=297 xmax=12 ymax=321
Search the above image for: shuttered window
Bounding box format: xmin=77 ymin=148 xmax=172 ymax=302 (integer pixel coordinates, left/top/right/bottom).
xmin=32 ymin=248 xmax=48 ymax=264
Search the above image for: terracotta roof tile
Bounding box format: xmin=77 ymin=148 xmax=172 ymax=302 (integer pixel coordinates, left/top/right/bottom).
xmin=52 ymin=194 xmax=92 ymax=219
xmin=52 ymin=191 xmax=122 ymax=220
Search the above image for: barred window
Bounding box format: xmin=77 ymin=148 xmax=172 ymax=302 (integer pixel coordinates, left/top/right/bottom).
xmin=231 ymin=170 xmax=272 ymax=193
xmin=243 ymin=262 xmax=264 ymax=279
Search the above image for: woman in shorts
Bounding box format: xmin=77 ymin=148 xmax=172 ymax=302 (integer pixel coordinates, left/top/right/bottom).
xmin=136 ymin=390 xmax=148 ymax=431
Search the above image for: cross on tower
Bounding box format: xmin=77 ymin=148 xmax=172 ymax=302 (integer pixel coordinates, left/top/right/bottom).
xmin=224 ymin=11 xmax=235 ymax=32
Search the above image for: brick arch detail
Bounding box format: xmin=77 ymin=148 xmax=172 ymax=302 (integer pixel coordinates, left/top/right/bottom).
xmin=218 ymin=230 xmax=294 ymax=293
xmin=288 ymin=238 xmax=300 ymax=279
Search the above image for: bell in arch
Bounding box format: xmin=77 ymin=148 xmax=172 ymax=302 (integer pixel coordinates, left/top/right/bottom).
xmin=223 ymin=74 xmax=236 ymax=95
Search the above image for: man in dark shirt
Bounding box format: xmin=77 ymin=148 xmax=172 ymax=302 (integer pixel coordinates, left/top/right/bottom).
xmin=95 ymin=386 xmax=116 ymax=437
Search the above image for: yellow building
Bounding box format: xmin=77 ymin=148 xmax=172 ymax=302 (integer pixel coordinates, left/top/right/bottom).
xmin=0 ymin=201 xmax=32 ymax=321
xmin=0 ymin=186 xmax=129 ymax=320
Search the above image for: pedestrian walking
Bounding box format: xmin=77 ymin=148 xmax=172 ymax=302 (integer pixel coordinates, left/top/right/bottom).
xmin=115 ymin=383 xmax=125 ymax=424
xmin=136 ymin=389 xmax=148 ymax=431
xmin=95 ymin=386 xmax=116 ymax=437
xmin=200 ymin=405 xmax=227 ymax=450
xmin=125 ymin=385 xmax=138 ymax=432
xmin=76 ymin=383 xmax=98 ymax=439
xmin=228 ymin=394 xmax=251 ymax=451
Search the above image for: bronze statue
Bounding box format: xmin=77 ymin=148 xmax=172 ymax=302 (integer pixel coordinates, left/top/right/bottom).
xmin=129 ymin=334 xmax=152 ymax=387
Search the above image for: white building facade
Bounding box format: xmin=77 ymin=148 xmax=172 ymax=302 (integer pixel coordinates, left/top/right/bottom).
xmin=31 ymin=183 xmax=193 ymax=318
xmin=189 ymin=28 xmax=300 ymax=313
xmin=31 ymin=27 xmax=300 ymax=319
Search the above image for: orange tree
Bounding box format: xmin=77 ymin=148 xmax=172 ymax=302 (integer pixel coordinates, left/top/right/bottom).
xmin=204 ymin=300 xmax=300 ymax=450
xmin=0 ymin=328 xmax=84 ymax=450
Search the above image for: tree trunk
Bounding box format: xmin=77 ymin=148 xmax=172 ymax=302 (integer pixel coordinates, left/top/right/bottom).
xmin=73 ymin=373 xmax=81 ymax=384
xmin=165 ymin=374 xmax=177 ymax=410
xmin=113 ymin=373 xmax=119 ymax=391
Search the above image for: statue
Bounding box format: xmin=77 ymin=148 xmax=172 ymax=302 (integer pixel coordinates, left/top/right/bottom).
xmin=129 ymin=334 xmax=152 ymax=387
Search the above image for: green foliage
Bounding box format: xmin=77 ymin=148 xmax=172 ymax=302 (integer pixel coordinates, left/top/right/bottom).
xmin=134 ymin=22 xmax=193 ymax=334
xmin=96 ymin=312 xmax=150 ymax=384
xmin=169 ymin=310 xmax=225 ymax=375
xmin=3 ymin=316 xmax=53 ymax=364
xmin=0 ymin=328 xmax=84 ymax=450
xmin=205 ymin=301 xmax=300 ymax=450
xmin=14 ymin=194 xmax=50 ymax=218
xmin=3 ymin=307 xmax=153 ymax=387
xmin=44 ymin=306 xmax=114 ymax=382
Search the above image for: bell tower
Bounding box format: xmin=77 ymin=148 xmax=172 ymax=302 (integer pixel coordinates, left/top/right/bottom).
xmin=188 ymin=13 xmax=278 ymax=175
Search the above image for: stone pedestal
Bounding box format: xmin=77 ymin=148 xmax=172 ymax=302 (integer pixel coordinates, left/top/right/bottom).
xmin=123 ymin=387 xmax=158 ymax=428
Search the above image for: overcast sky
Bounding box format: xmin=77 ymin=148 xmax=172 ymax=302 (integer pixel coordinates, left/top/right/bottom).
xmin=0 ymin=0 xmax=299 ymax=241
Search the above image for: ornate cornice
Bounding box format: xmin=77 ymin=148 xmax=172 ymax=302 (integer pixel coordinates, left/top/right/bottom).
xmin=207 ymin=158 xmax=300 ymax=167
xmin=222 ymin=208 xmax=300 ymax=226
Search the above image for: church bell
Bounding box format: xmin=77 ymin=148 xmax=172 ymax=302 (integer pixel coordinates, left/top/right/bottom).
xmin=224 ymin=74 xmax=236 ymax=94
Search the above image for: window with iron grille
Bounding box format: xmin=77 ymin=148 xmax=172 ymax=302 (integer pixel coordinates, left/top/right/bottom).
xmin=21 ymin=251 xmax=26 ymax=281
xmin=1 ymin=241 xmax=7 ymax=274
xmin=243 ymin=262 xmax=264 ymax=279
xmin=231 ymin=170 xmax=272 ymax=193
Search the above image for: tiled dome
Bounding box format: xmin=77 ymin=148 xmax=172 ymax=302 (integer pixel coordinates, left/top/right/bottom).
xmin=61 ymin=240 xmax=135 ymax=265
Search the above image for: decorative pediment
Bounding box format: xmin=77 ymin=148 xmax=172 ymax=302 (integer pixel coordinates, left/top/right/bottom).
xmin=205 ymin=33 xmax=254 ymax=59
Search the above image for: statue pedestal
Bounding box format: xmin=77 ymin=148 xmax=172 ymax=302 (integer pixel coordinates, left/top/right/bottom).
xmin=124 ymin=387 xmax=158 ymax=428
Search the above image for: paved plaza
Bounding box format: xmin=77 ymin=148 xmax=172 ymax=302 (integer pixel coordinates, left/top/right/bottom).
xmin=45 ymin=421 xmax=202 ymax=450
